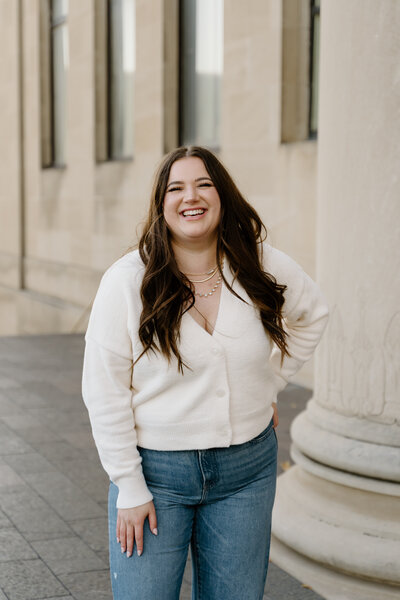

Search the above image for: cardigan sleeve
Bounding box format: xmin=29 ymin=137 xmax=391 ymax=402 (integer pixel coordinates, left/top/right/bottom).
xmin=263 ymin=244 xmax=329 ymax=394
xmin=82 ymin=264 xmax=153 ymax=509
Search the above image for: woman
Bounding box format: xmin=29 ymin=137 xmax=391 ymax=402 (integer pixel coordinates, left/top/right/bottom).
xmin=82 ymin=146 xmax=329 ymax=599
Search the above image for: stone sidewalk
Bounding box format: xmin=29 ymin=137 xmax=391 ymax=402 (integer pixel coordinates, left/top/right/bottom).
xmin=0 ymin=334 xmax=325 ymax=600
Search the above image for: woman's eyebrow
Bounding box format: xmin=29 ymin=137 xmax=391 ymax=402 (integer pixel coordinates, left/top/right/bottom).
xmin=166 ymin=177 xmax=212 ymax=188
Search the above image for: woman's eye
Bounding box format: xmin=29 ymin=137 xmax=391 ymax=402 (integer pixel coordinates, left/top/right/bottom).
xmin=167 ymin=186 xmax=181 ymax=192
xmin=199 ymin=183 xmax=212 ymax=188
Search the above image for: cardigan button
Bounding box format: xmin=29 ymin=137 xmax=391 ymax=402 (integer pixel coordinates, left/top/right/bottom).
xmin=216 ymin=389 xmax=226 ymax=397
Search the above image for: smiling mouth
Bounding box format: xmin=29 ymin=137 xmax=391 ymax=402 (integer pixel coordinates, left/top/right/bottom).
xmin=181 ymin=208 xmax=206 ymax=217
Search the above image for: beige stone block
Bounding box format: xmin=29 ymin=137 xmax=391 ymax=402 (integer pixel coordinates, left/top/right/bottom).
xmin=0 ymin=287 xmax=19 ymax=336
xmin=95 ymin=160 xmax=130 ymax=196
xmin=36 ymin=230 xmax=72 ymax=264
xmin=0 ymin=202 xmax=21 ymax=255
xmin=282 ymin=0 xmax=310 ymax=29
xmin=135 ymin=68 xmax=163 ymax=119
xmin=137 ymin=0 xmax=163 ymax=24
xmin=136 ymin=113 xmax=163 ymax=153
xmin=16 ymin=288 xmax=85 ymax=335
xmin=223 ymin=86 xmax=279 ymax=148
xmin=91 ymin=233 xmax=130 ymax=273
xmin=0 ymin=252 xmax=20 ymax=289
xmin=224 ymin=0 xmax=279 ymax=41
xmin=69 ymin=0 xmax=93 ymax=61
xmin=24 ymin=255 xmax=102 ymax=307
xmin=137 ymin=17 xmax=162 ymax=64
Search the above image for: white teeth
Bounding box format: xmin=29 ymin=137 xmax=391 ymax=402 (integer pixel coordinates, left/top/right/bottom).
xmin=182 ymin=209 xmax=205 ymax=216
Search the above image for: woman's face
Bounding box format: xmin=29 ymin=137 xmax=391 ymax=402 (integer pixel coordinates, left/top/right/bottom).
xmin=163 ymin=157 xmax=221 ymax=248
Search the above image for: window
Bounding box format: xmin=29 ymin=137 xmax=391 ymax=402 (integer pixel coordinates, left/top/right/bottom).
xmin=309 ymin=0 xmax=320 ymax=138
xmin=95 ymin=0 xmax=135 ymax=161
xmin=280 ymin=0 xmax=321 ymax=143
xmin=40 ymin=0 xmax=69 ymax=167
xmin=179 ymin=0 xmax=223 ymax=149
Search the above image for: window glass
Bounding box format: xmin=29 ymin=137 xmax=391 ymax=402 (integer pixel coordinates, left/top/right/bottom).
xmin=109 ymin=0 xmax=135 ymax=159
xmin=51 ymin=0 xmax=68 ymax=165
xmin=52 ymin=0 xmax=68 ymax=21
xmin=310 ymin=0 xmax=320 ymax=138
xmin=180 ymin=0 xmax=223 ymax=148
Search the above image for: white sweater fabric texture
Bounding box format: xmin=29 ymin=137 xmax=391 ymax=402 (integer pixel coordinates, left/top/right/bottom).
xmin=82 ymin=244 xmax=329 ymax=509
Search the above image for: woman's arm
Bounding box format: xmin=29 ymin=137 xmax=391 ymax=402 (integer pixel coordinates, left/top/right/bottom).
xmin=81 ymin=262 xmax=153 ymax=508
xmin=82 ymin=337 xmax=153 ymax=508
xmin=263 ymin=244 xmax=329 ymax=392
xmin=82 ymin=262 xmax=158 ymax=556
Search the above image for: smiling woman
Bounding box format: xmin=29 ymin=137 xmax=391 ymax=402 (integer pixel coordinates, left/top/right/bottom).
xmin=82 ymin=145 xmax=329 ymax=600
xmin=163 ymin=156 xmax=221 ymax=249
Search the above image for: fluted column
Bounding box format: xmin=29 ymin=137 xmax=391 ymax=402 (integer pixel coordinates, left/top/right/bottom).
xmin=271 ymin=2 xmax=400 ymax=599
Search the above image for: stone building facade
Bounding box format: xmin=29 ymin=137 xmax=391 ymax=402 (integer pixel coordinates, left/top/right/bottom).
xmin=1 ymin=2 xmax=399 ymax=598
xmin=0 ymin=0 xmax=319 ymax=386
xmin=271 ymin=2 xmax=400 ymax=598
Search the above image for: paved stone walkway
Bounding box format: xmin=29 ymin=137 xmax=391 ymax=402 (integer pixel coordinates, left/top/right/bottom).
xmin=0 ymin=334 xmax=325 ymax=600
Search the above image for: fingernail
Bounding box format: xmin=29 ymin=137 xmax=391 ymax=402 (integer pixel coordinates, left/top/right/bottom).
xmin=127 ymin=551 xmax=131 ymax=557
xmin=137 ymin=549 xmax=142 ymax=557
xmin=116 ymin=537 xmax=120 ymax=543
xmin=152 ymin=528 xmax=158 ymax=535
xmin=121 ymin=547 xmax=124 ymax=553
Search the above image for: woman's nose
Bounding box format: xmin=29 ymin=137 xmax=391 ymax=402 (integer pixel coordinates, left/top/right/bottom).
xmin=183 ymin=185 xmax=199 ymax=202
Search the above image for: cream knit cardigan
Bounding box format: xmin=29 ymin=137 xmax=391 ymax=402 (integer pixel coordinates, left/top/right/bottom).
xmin=82 ymin=244 xmax=329 ymax=508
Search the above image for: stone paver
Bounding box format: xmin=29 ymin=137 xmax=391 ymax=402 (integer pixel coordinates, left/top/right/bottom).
xmin=0 ymin=487 xmax=74 ymax=542
xmin=69 ymin=517 xmax=109 ymax=553
xmin=23 ymin=471 xmax=106 ymax=521
xmin=0 ymin=334 xmax=325 ymax=600
xmin=0 ymin=559 xmax=68 ymax=600
xmin=0 ymin=464 xmax=25 ymax=488
xmin=264 ymin=563 xmax=324 ymax=599
xmin=31 ymin=536 xmax=107 ymax=575
xmin=3 ymin=451 xmax=57 ymax=475
xmin=57 ymin=570 xmax=112 ymax=600
xmin=0 ymin=423 xmax=33 ymax=455
xmin=0 ymin=529 xmax=37 ymax=561
xmin=0 ymin=508 xmax=12 ymax=530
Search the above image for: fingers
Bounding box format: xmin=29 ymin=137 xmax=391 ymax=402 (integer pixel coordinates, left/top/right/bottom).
xmin=126 ymin=524 xmax=135 ymax=557
xmin=117 ymin=502 xmax=157 ymax=558
xmin=148 ymin=505 xmax=158 ymax=536
xmin=116 ymin=514 xmax=120 ymax=543
xmin=134 ymin=523 xmax=143 ymax=557
xmin=119 ymin=520 xmax=127 ymax=554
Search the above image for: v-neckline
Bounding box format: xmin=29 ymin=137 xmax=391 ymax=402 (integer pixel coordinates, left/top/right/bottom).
xmin=184 ymin=262 xmax=226 ymax=339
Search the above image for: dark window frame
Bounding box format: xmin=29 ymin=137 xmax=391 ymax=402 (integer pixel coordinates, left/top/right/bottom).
xmin=309 ymin=0 xmax=320 ymax=139
xmin=50 ymin=3 xmax=68 ymax=167
xmin=40 ymin=0 xmax=68 ymax=169
xmin=95 ymin=0 xmax=135 ymax=163
xmin=107 ymin=0 xmax=135 ymax=161
xmin=178 ymin=0 xmax=223 ymax=151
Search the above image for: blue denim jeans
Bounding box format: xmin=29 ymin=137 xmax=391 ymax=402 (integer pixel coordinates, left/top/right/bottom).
xmin=108 ymin=417 xmax=277 ymax=600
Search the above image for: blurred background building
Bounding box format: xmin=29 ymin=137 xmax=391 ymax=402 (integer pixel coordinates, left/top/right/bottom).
xmin=0 ymin=0 xmax=320 ymax=386
xmin=1 ymin=1 xmax=399 ymax=599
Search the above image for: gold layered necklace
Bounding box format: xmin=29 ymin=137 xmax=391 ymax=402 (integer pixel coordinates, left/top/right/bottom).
xmin=182 ymin=261 xmax=224 ymax=298
xmin=185 ymin=265 xmax=218 ymax=283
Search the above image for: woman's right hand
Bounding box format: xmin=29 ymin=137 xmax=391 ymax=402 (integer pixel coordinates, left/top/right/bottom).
xmin=117 ymin=500 xmax=158 ymax=557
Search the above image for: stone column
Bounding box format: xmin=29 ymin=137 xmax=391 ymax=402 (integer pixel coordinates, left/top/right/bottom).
xmin=271 ymin=2 xmax=400 ymax=599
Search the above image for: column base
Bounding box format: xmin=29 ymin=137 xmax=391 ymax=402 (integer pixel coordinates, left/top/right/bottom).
xmin=270 ymin=535 xmax=400 ymax=600
xmin=271 ymin=466 xmax=400 ymax=591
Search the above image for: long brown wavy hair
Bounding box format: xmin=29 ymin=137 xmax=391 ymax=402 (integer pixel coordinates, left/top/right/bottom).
xmin=135 ymin=146 xmax=289 ymax=372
